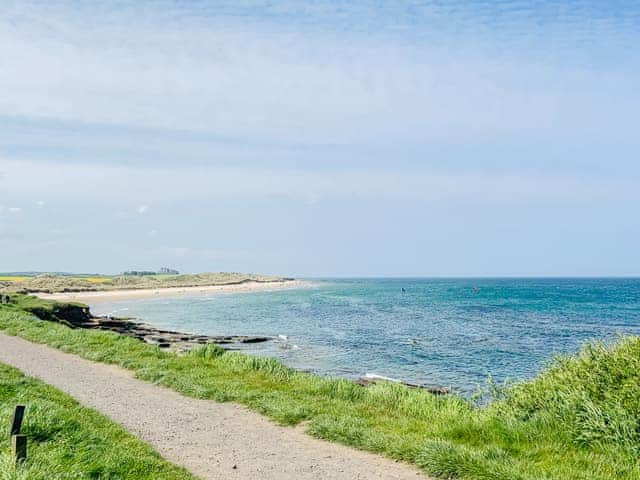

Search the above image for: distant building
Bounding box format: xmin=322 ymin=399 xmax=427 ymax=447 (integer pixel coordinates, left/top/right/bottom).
xmin=158 ymin=267 xmax=180 ymax=274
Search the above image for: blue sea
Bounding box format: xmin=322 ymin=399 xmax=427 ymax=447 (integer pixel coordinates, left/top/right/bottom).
xmin=93 ymin=278 xmax=640 ymax=393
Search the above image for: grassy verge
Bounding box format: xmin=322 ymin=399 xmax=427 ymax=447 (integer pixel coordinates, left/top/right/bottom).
xmin=1 ymin=298 xmax=638 ymax=479
xmin=0 ymin=362 xmax=193 ymax=480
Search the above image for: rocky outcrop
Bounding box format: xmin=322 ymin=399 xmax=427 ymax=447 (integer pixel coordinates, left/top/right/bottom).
xmin=356 ymin=376 xmax=451 ymax=395
xmin=22 ymin=301 xmax=92 ymax=326
xmin=67 ymin=315 xmax=273 ymax=352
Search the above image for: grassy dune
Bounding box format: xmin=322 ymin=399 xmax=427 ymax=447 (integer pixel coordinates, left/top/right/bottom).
xmin=0 ymin=272 xmax=290 ymax=294
xmin=0 ymin=298 xmax=638 ymax=479
xmin=0 ymin=363 xmax=193 ymax=480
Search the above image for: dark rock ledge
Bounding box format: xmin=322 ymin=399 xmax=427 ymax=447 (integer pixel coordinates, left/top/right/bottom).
xmin=76 ymin=316 xmax=272 ymax=352
xmin=11 ymin=298 xmax=271 ymax=351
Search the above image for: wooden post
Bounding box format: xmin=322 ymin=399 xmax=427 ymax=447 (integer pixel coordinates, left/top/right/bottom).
xmin=10 ymin=405 xmax=25 ymax=436
xmin=12 ymin=434 xmax=27 ymax=464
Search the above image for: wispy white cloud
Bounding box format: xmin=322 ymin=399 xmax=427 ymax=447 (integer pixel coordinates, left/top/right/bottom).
xmin=1 ymin=158 xmax=637 ymax=207
xmin=0 ymin=205 xmax=22 ymax=215
xmin=1 ymin=0 xmax=637 ymax=151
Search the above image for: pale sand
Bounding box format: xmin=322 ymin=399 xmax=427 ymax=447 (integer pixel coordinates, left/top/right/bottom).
xmin=0 ymin=333 xmax=426 ymax=480
xmin=36 ymin=279 xmax=311 ymax=304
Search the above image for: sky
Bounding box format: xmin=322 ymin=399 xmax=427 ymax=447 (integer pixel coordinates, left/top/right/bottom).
xmin=1 ymin=0 xmax=639 ymax=277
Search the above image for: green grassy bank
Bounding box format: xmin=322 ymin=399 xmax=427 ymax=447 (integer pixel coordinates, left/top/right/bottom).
xmin=0 ymin=363 xmax=193 ymax=480
xmin=1 ymin=296 xmax=638 ymax=479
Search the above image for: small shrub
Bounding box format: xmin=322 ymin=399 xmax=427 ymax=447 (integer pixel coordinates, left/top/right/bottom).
xmin=187 ymin=344 xmax=225 ymax=360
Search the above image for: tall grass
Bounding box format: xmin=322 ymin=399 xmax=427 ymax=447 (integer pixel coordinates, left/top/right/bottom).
xmin=0 ymin=363 xmax=193 ymax=480
xmin=187 ymin=343 xmax=225 ymax=359
xmin=1 ymin=303 xmax=638 ymax=479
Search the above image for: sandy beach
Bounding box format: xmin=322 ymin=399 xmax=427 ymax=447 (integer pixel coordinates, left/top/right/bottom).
xmin=36 ymin=279 xmax=311 ymax=304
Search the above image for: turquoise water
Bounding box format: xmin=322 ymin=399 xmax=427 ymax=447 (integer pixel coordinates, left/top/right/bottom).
xmin=93 ymin=278 xmax=640 ymax=393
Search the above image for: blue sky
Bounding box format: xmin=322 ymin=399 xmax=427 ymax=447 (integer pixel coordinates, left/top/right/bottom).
xmin=1 ymin=1 xmax=639 ymax=276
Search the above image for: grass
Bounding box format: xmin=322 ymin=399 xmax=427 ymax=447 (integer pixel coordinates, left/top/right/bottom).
xmin=0 ymin=297 xmax=638 ymax=479
xmin=4 ymin=294 xmax=85 ymax=310
xmin=1 ymin=294 xmax=89 ymax=327
xmin=0 ymin=272 xmax=290 ymax=294
xmin=0 ymin=362 xmax=194 ymax=479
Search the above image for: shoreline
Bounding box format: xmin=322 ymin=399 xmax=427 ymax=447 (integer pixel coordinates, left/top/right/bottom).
xmin=27 ymin=280 xmax=452 ymax=393
xmin=34 ymin=279 xmax=312 ymax=304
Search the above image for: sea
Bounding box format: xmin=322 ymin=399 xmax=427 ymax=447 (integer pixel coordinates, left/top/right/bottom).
xmin=92 ymin=278 xmax=640 ymax=394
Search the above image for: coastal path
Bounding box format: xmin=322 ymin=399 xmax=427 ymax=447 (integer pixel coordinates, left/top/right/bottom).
xmin=0 ymin=332 xmax=426 ymax=480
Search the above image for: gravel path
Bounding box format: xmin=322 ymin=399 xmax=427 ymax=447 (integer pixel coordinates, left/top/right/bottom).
xmin=0 ymin=332 xmax=425 ymax=480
